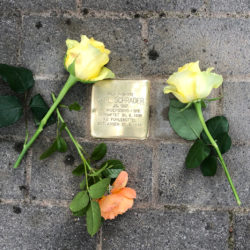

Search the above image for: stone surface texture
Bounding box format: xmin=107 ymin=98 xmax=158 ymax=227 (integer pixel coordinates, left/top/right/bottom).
xmin=0 ymin=0 xmax=249 ymax=249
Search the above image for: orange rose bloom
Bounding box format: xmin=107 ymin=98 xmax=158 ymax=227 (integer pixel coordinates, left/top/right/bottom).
xmin=98 ymin=171 xmax=136 ymax=220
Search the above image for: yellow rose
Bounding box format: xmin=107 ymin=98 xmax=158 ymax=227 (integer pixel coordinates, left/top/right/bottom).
xmin=65 ymin=35 xmax=115 ymax=82
xmin=164 ymin=61 xmax=223 ymax=103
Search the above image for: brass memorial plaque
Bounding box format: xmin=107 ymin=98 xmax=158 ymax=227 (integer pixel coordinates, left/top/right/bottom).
xmin=91 ymin=79 xmax=150 ymax=139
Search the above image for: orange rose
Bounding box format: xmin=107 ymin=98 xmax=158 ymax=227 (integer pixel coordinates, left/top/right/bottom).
xmin=98 ymin=171 xmax=136 ymax=220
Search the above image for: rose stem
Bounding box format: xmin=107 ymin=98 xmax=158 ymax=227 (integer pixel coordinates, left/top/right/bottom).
xmin=13 ymin=74 xmax=77 ymax=168
xmin=194 ymin=101 xmax=241 ymax=206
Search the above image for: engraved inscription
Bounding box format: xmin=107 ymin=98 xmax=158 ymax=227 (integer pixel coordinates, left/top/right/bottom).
xmin=91 ymin=79 xmax=150 ymax=139
xmin=96 ymin=92 xmax=145 ymax=127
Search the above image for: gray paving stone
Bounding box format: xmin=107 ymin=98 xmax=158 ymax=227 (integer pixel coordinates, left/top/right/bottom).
xmin=32 ymin=78 xmax=91 ymax=138
xmin=21 ymin=16 xmax=142 ymax=77
xmin=210 ymin=0 xmax=250 ymax=13
xmin=145 ymin=18 xmax=250 ymax=76
xmin=157 ymin=142 xmax=250 ymax=206
xmin=0 ymin=139 xmax=26 ymax=199
xmin=234 ymin=213 xmax=250 ymax=250
xmin=223 ymin=82 xmax=250 ymax=141
xmin=101 ymin=142 xmax=153 ymax=203
xmin=82 ymin=0 xmax=205 ymax=12
xmin=0 ymin=204 xmax=96 ymax=250
xmin=0 ymin=12 xmax=21 ymax=65
xmin=102 ymin=209 xmax=229 ymax=250
xmin=0 ymin=0 xmax=76 ymax=12
xmin=30 ymin=139 xmax=83 ymax=200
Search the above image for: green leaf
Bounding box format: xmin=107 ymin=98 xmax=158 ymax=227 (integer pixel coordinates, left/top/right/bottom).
xmin=89 ymin=178 xmax=110 ymax=199
xmin=201 ymin=116 xmax=229 ymax=144
xmin=68 ymin=102 xmax=82 ymax=111
xmin=72 ymin=164 xmax=85 ymax=176
xmin=103 ymin=168 xmax=123 ymax=179
xmin=89 ymin=163 xmax=109 ymax=177
xmin=201 ymin=100 xmax=207 ymax=109
xmin=90 ymin=143 xmax=107 ymax=161
xmin=0 ymin=64 xmax=34 ymax=93
xmin=68 ymin=60 xmax=76 ymax=76
xmin=79 ymin=178 xmax=86 ymax=190
xmin=72 ymin=207 xmax=88 ymax=217
xmin=86 ymin=201 xmax=101 ymax=236
xmin=39 ymin=140 xmax=57 ymax=160
xmin=56 ymin=136 xmax=67 ymax=152
xmin=29 ymin=94 xmax=56 ymax=126
xmin=185 ymin=140 xmax=211 ymax=168
xmin=101 ymin=160 xmax=125 ymax=178
xmin=69 ymin=191 xmax=89 ymax=213
xmin=0 ymin=96 xmax=23 ymax=128
xmin=200 ymin=155 xmax=217 ymax=176
xmin=216 ymin=132 xmax=232 ymax=154
xmin=169 ymin=99 xmax=203 ymax=140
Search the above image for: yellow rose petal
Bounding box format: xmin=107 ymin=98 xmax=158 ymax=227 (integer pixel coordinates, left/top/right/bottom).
xmin=178 ymin=61 xmax=200 ymax=73
xmin=195 ymin=72 xmax=223 ymax=99
xmin=167 ymin=71 xmax=197 ymax=102
xmin=90 ymin=67 xmax=115 ymax=81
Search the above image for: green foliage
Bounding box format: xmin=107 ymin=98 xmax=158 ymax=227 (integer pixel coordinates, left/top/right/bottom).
xmin=68 ymin=60 xmax=76 ymax=77
xmin=169 ymin=99 xmax=203 ymax=140
xmin=102 ymin=160 xmax=125 ymax=178
xmin=29 ymin=94 xmax=56 ymax=126
xmin=68 ymin=102 xmax=82 ymax=111
xmin=0 ymin=64 xmax=34 ymax=93
xmin=200 ymin=155 xmax=217 ymax=176
xmin=90 ymin=143 xmax=107 ymax=161
xmin=70 ymin=191 xmax=89 ymax=213
xmin=72 ymin=207 xmax=88 ymax=217
xmin=0 ymin=96 xmax=23 ymax=128
xmin=40 ymin=136 xmax=67 ymax=160
xmin=56 ymin=136 xmax=67 ymax=152
xmin=72 ymin=164 xmax=85 ymax=176
xmin=216 ymin=132 xmax=231 ymax=154
xmin=86 ymin=201 xmax=101 ymax=237
xmin=79 ymin=179 xmax=86 ymax=190
xmin=89 ymin=178 xmax=111 ymax=199
xmin=185 ymin=140 xmax=210 ymax=169
xmin=201 ymin=116 xmax=229 ymax=144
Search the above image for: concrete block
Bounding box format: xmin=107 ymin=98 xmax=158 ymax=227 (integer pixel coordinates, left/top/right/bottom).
xmin=103 ymin=209 xmax=229 ymax=250
xmin=145 ymin=18 xmax=250 ymax=76
xmin=0 ymin=12 xmax=21 ymax=65
xmin=210 ymin=0 xmax=250 ymax=13
xmin=21 ymin=16 xmax=142 ymax=77
xmin=0 ymin=0 xmax=76 ymax=12
xmin=157 ymin=142 xmax=250 ymax=206
xmin=223 ymin=82 xmax=250 ymax=141
xmin=31 ymin=78 xmax=92 ymax=138
xmin=234 ymin=213 xmax=250 ymax=250
xmin=102 ymin=142 xmax=153 ymax=203
xmin=82 ymin=0 xmax=205 ymax=12
xmin=30 ymin=139 xmax=82 ymax=200
xmin=0 ymin=139 xmax=26 ymax=199
xmin=0 ymin=204 xmax=96 ymax=250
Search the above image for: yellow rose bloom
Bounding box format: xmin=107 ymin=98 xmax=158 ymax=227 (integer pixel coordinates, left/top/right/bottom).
xmin=65 ymin=35 xmax=115 ymax=82
xmin=164 ymin=61 xmax=223 ymax=103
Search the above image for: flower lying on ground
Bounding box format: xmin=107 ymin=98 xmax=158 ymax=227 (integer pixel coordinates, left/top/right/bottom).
xmin=64 ymin=35 xmax=114 ymax=82
xmin=164 ymin=61 xmax=223 ymax=103
xmin=98 ymin=171 xmax=136 ymax=220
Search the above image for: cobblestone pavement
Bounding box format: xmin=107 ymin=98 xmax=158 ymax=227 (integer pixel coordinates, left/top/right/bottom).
xmin=0 ymin=1 xmax=250 ymax=249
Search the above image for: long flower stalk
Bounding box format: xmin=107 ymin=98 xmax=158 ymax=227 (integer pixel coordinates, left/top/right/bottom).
xmin=14 ymin=75 xmax=77 ymax=168
xmin=194 ymin=101 xmax=241 ymax=206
